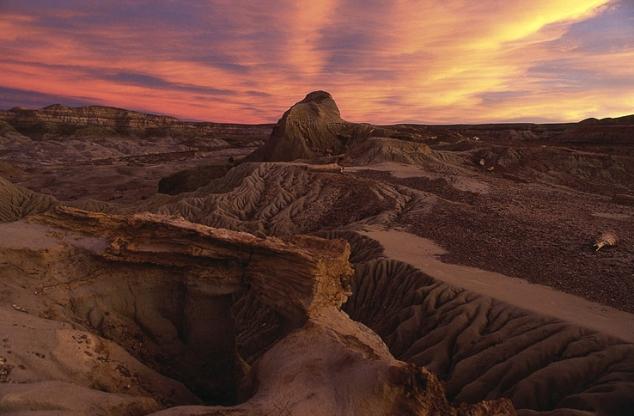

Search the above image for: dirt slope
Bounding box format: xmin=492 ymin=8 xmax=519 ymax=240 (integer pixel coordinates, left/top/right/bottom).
xmin=0 ymin=176 xmax=56 ymax=222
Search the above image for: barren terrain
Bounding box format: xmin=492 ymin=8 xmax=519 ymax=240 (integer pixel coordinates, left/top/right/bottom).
xmin=0 ymin=92 xmax=633 ymax=415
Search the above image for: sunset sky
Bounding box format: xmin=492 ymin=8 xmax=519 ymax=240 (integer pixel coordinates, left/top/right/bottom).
xmin=1 ymin=0 xmax=633 ymax=124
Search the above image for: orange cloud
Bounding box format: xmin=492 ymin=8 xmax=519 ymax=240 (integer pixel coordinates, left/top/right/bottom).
xmin=0 ymin=0 xmax=631 ymax=124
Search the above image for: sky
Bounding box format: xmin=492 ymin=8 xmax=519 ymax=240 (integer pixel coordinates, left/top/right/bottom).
xmin=0 ymin=0 xmax=633 ymax=124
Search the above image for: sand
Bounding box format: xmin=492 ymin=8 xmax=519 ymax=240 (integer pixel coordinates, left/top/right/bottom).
xmin=360 ymin=226 xmax=634 ymax=342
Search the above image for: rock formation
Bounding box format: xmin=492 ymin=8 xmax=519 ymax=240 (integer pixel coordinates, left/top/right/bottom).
xmin=0 ymin=206 xmax=514 ymax=415
xmin=249 ymin=91 xmax=372 ymax=161
xmin=343 ymin=137 xmax=433 ymax=165
xmin=144 ymin=162 xmax=411 ymax=236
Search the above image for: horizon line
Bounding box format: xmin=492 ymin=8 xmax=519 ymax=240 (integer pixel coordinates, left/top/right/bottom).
xmin=2 ymin=102 xmax=631 ymax=127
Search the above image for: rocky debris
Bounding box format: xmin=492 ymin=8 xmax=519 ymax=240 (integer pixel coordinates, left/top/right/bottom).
xmin=0 ymin=358 xmax=12 ymax=383
xmin=471 ymin=145 xmax=634 ymax=195
xmin=0 ymin=206 xmax=514 ymax=415
xmin=10 ymin=304 xmax=27 ymax=313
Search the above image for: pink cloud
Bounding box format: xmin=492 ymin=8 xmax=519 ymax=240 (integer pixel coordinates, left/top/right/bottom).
xmin=1 ymin=0 xmax=631 ymax=123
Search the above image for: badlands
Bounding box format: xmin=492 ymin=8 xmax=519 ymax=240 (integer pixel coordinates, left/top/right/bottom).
xmin=0 ymin=92 xmax=633 ymax=415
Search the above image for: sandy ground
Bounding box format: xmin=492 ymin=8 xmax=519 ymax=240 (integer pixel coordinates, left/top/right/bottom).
xmin=360 ymin=226 xmax=634 ymax=342
xmin=0 ymin=220 xmax=108 ymax=252
xmin=346 ymin=161 xmax=490 ymax=194
xmin=350 ymin=160 xmax=634 ymax=314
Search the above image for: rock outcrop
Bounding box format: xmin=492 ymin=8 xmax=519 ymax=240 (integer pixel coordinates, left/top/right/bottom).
xmin=344 ymin=137 xmax=433 ymax=165
xmin=0 ymin=206 xmax=514 ymax=415
xmin=249 ymin=91 xmax=372 ymax=161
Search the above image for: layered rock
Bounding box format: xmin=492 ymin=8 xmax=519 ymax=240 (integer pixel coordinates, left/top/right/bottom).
xmin=35 ymin=206 xmax=353 ymax=321
xmin=0 ymin=206 xmax=514 ymax=415
xmin=0 ymin=104 xmax=271 ymax=141
xmin=249 ymin=91 xmax=372 ymax=161
xmin=0 ymin=106 xmax=271 ymax=204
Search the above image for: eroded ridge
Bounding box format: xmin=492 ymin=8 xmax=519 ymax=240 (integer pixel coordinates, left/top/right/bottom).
xmin=145 ymin=163 xmax=415 ymax=236
xmin=0 ymin=176 xmax=56 ymax=222
xmin=342 ymin=234 xmax=634 ymax=416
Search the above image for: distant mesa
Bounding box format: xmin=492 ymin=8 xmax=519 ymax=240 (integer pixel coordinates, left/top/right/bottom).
xmin=0 ymin=103 xmax=272 ymax=140
xmin=579 ymin=114 xmax=634 ymax=125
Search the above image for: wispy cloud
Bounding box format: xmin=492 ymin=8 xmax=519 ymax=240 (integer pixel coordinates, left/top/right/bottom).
xmin=0 ymin=86 xmax=96 ymax=109
xmin=0 ymin=0 xmax=631 ymax=123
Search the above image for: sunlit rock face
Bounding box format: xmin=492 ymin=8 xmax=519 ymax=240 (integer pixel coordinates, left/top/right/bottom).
xmin=249 ymin=90 xmax=373 ymax=162
xmin=0 ymin=205 xmax=514 ymax=415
